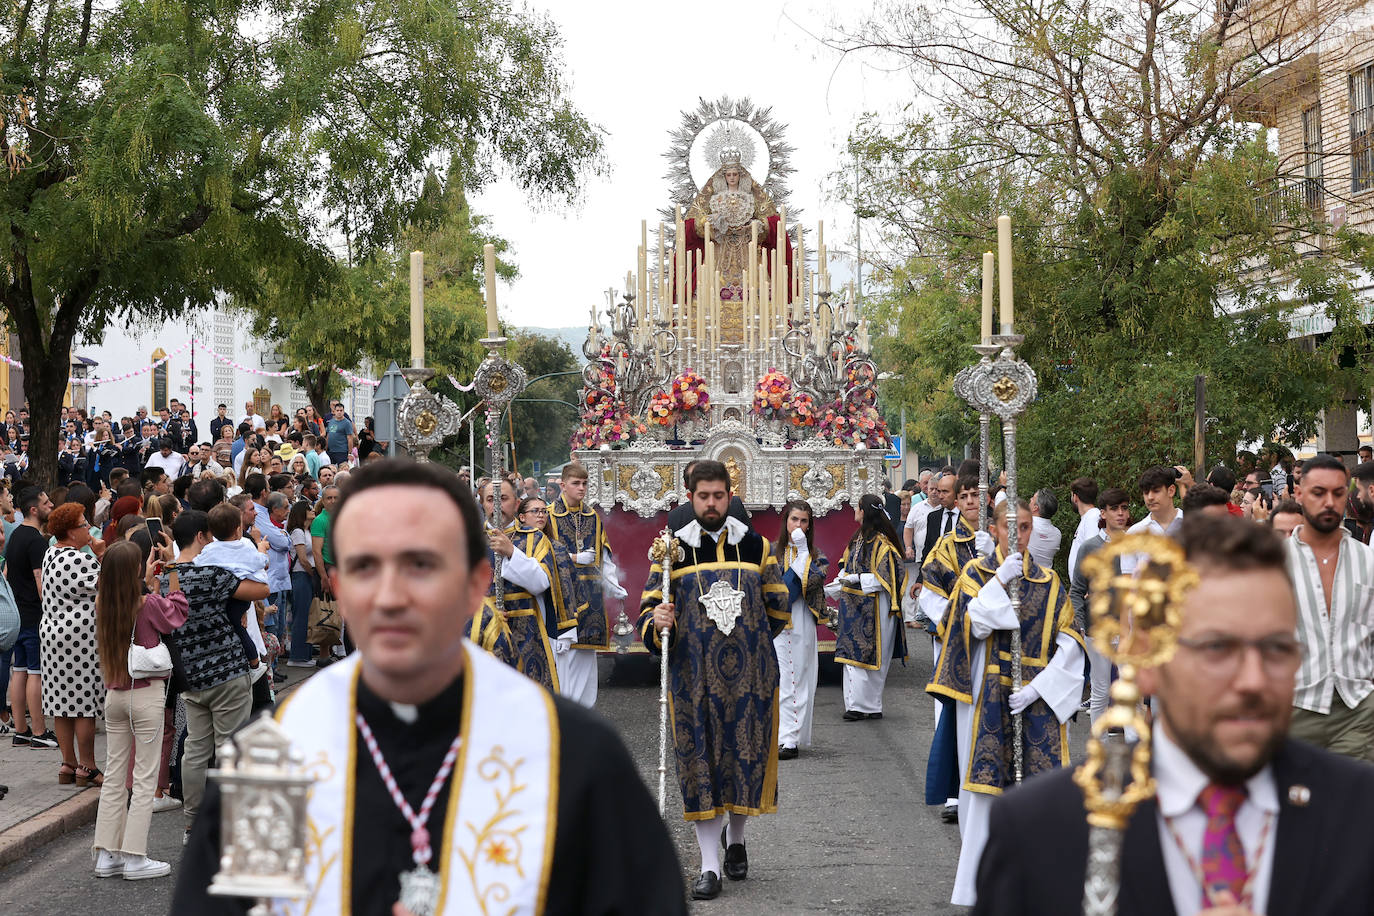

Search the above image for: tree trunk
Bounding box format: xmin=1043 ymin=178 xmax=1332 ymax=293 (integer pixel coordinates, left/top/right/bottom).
xmin=301 ymin=367 xmax=332 ymax=419
xmin=15 ymin=332 xmax=71 ymax=491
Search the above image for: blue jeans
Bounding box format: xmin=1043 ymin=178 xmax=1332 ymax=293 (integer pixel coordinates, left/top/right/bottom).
xmin=289 ymin=571 xmax=315 ymax=662
xmin=0 ymin=648 xmax=9 ymax=715
xmin=266 ymin=591 xmax=289 ymax=668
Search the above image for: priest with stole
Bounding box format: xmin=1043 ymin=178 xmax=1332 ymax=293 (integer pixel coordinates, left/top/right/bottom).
xmin=932 ymin=497 xmax=1084 ymax=907
xmin=175 ymin=459 xmax=685 ymax=915
xmin=639 ymin=459 xmax=790 ymax=902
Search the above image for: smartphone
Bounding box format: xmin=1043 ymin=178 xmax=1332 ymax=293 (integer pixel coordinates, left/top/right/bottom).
xmin=145 ymin=517 xmax=164 ymax=544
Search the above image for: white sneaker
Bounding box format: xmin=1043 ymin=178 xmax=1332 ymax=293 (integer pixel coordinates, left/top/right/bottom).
xmin=152 ymin=795 xmax=181 ymax=813
xmin=286 ymin=659 xmax=317 ymax=668
xmin=94 ymin=848 xmax=125 ymax=877
xmin=122 ymin=855 xmax=172 ymax=880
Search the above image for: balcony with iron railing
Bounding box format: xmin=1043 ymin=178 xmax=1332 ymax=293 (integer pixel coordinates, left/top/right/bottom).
xmin=1255 ymin=173 xmax=1327 ymax=222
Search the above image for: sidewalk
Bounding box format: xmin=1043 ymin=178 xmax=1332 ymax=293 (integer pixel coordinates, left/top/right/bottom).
xmin=0 ymin=663 xmax=320 ymax=868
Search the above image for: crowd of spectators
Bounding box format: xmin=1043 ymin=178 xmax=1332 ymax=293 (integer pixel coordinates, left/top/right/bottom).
xmin=0 ymin=397 xmax=380 ymax=878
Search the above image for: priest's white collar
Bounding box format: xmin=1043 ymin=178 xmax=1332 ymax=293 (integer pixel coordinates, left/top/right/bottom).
xmin=675 ymin=515 xmax=749 ymax=548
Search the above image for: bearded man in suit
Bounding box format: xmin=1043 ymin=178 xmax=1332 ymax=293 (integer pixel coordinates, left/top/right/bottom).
xmin=973 ymin=513 xmax=1374 ymax=916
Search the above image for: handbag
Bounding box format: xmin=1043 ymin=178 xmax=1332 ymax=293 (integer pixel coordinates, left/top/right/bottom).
xmin=129 ymin=569 xmax=175 ymax=680
xmin=308 ymin=596 xmax=342 ymax=650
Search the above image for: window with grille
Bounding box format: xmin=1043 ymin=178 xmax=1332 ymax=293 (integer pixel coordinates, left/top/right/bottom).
xmin=1350 ymin=64 xmax=1374 ymax=193
xmin=1303 ymin=104 xmax=1324 ymax=209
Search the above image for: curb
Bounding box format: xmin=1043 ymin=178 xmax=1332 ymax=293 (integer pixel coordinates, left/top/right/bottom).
xmin=0 ymin=790 xmax=101 ymax=869
xmin=0 ymin=672 xmax=316 ymax=870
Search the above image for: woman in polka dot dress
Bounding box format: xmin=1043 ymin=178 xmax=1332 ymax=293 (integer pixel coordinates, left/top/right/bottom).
xmin=40 ymin=502 xmax=107 ymax=787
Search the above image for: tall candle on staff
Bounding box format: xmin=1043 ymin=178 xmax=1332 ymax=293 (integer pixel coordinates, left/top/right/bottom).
xmin=981 ymin=251 xmax=994 ymax=343
xmin=409 ymin=251 xmax=425 ymax=367
xmin=997 ymin=215 xmax=1013 ymax=334
xmin=483 ymin=244 xmax=499 ymax=338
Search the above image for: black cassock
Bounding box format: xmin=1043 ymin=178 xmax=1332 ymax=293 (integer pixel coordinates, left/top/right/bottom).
xmin=173 ymin=673 xmax=686 ymax=915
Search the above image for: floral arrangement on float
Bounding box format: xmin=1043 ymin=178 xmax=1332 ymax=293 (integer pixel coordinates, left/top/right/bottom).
xmin=646 ymin=390 xmax=676 ymax=427
xmin=570 ymin=348 xmax=646 ymax=449
xmin=670 ymin=370 xmax=710 ymax=419
xmin=751 ymin=368 xmax=794 ymax=421
xmin=816 ymin=360 xmax=890 ymax=448
xmin=786 ymin=391 xmax=817 ymax=428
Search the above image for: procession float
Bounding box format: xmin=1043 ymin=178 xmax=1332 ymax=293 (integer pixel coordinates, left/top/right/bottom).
xmin=568 ymin=98 xmax=893 ymax=650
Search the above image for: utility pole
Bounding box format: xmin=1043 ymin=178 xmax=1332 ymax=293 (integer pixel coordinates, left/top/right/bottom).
xmin=1194 ymin=375 xmax=1206 ymax=478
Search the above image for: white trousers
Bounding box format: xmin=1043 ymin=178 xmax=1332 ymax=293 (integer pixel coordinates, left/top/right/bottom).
xmin=841 ymin=599 xmax=896 ymax=714
xmin=950 ymin=638 xmax=988 ymax=905
xmin=901 ymin=561 xmax=919 ymax=622
xmin=1085 ymin=635 xmax=1112 ymax=724
xmin=554 ymin=647 xmax=598 ymax=708
xmin=775 ymin=601 xmax=818 ymax=749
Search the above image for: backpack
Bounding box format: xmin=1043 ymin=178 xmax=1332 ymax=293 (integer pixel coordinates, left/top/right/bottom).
xmin=0 ymin=571 xmax=20 ymax=653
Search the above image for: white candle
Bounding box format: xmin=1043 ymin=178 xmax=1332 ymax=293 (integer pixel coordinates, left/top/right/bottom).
xmin=997 ymin=215 xmax=1013 ymax=334
xmin=483 ymin=244 xmax=499 ymax=338
xmin=409 ymin=251 xmax=424 ymax=367
xmin=982 ymin=251 xmax=994 ymax=343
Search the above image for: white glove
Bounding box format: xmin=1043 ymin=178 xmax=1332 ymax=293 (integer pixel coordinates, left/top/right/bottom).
xmin=842 ymin=573 xmax=862 ymax=587
xmin=974 ymin=530 xmax=996 ymax=558
xmin=1008 ymin=683 xmax=1040 ymax=715
xmin=996 ymin=552 xmax=1023 ymax=586
xmin=553 ymin=630 xmax=577 ymax=655
xmin=789 ymin=527 xmax=807 ymax=546
xmin=574 ymin=550 xmax=595 ymax=565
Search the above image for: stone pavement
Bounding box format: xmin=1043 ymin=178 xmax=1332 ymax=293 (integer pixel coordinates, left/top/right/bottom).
xmin=0 ymin=663 xmax=319 ymax=869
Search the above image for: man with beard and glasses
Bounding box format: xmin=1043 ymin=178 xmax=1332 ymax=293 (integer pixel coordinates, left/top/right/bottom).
xmin=639 ymin=459 xmax=789 ymax=902
xmin=1284 ymin=453 xmax=1374 ymax=762
xmin=973 ymin=513 xmax=1374 ymax=916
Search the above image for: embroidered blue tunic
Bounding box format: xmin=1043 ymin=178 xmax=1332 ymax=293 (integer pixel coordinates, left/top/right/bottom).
xmin=833 ymin=535 xmax=907 ymax=669
xmin=484 ymin=527 xmax=568 ymax=693
xmin=637 ymin=522 xmax=790 ymax=819
xmin=548 ymin=496 xmax=612 ymax=650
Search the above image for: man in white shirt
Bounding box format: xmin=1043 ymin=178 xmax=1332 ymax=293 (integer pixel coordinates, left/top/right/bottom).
xmin=1065 ymin=477 xmax=1100 ymax=575
xmin=187 ymin=444 xmax=224 ymax=480
xmin=1283 ymin=453 xmax=1374 ymax=763
xmin=242 ymin=400 xmax=266 ymax=432
xmin=1121 ymin=466 xmax=1185 ymax=576
xmin=143 ymin=437 xmax=188 ymax=479
xmin=906 ymin=467 xmax=953 ymax=564
xmin=1027 ymin=488 xmax=1062 ymax=570
xmin=973 ymin=512 xmax=1374 ymax=915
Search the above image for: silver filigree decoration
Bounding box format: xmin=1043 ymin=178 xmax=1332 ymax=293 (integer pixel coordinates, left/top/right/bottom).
xmin=700 ymin=579 xmax=745 ymax=636
xmin=801 ymin=464 xmax=834 ymax=497
xmin=473 ymin=353 xmax=529 ymax=410
xmin=702 ymin=121 xmax=758 ymax=175
xmin=395 ymin=369 xmax=462 ymax=462
xmin=630 ymin=464 xmax=663 ymax=499
xmin=955 ymin=341 xmax=1038 ymax=420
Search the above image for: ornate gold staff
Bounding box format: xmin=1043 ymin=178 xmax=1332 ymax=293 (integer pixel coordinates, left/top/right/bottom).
xmin=1074 ymin=534 xmax=1195 ymax=916
xmin=649 ymin=527 xmax=682 ymax=815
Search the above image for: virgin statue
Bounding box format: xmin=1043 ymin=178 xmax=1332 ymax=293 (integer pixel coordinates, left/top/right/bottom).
xmin=681 ymin=150 xmax=793 ymax=343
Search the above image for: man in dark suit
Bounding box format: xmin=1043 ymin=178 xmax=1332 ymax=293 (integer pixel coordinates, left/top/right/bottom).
xmin=974 ymin=513 xmax=1374 ymax=915
xmin=666 ymin=459 xmax=750 ymax=532
xmin=920 ymin=471 xmax=960 ymax=566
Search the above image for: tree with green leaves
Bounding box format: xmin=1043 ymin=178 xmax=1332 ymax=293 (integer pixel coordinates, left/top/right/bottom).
xmin=1 ymin=0 xmax=603 ymax=485
xmin=504 ymin=331 xmax=580 ymax=478
xmin=834 ymin=0 xmax=1374 ymax=521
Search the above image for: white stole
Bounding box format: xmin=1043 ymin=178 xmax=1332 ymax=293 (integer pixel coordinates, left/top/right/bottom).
xmin=273 ymin=641 xmax=560 ymax=915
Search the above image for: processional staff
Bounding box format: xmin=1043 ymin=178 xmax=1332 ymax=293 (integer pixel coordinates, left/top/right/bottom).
xmin=649 ymin=528 xmax=682 ymax=815
xmin=1075 ymin=535 xmax=1194 ymax=915
xmin=953 ymin=214 xmax=1036 ymax=783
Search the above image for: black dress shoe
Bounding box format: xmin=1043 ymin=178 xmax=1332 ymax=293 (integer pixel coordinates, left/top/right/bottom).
xmin=691 ymin=870 xmax=722 ymax=899
xmin=723 ymin=842 xmax=748 ymax=881
xmin=941 ymin=803 xmax=959 ymax=824
xmin=777 ymin=745 xmax=799 ymax=760
xmin=842 ymin=709 xmax=865 ymax=721
xmin=866 ymin=712 xmax=883 ymax=720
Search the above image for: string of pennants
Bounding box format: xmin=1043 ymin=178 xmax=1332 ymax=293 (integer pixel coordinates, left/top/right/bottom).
xmin=0 ymin=338 xmax=381 ymax=388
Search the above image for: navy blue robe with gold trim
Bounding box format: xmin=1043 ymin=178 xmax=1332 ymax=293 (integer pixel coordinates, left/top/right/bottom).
xmin=921 ymin=518 xmax=981 ymax=805
xmin=467 ymin=601 xmax=516 ymax=667
xmin=939 ymin=551 xmax=1084 ymax=795
xmin=484 ymin=527 xmax=564 ymax=692
xmin=548 ymin=496 xmax=612 ymax=650
xmin=638 ymin=522 xmax=790 ymax=820
xmin=834 ymin=535 xmax=907 ymax=670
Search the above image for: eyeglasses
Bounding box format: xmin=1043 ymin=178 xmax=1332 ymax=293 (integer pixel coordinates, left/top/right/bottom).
xmin=522 ymin=508 xmax=549 ymax=516
xmin=1176 ymin=634 xmax=1302 ymax=679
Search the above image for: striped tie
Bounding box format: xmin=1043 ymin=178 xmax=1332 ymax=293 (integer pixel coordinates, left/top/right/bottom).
xmin=1199 ymin=782 xmax=1248 ymax=906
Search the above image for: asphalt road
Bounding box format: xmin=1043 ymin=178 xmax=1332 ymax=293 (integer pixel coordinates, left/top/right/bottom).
xmin=0 ymin=640 xmax=1086 ymax=914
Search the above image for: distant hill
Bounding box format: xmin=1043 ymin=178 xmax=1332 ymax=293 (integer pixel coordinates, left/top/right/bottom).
xmin=519 ymin=326 xmax=589 ymax=358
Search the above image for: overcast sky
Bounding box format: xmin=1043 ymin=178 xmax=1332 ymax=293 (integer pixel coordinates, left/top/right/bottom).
xmin=471 ymin=0 xmax=912 ymax=330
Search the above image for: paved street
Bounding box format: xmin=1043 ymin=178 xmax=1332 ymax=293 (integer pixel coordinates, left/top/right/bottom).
xmin=0 ymin=642 xmax=1089 ymax=914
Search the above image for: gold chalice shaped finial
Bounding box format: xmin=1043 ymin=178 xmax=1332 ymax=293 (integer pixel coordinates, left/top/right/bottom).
xmin=1074 ymin=534 xmax=1197 ymax=915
